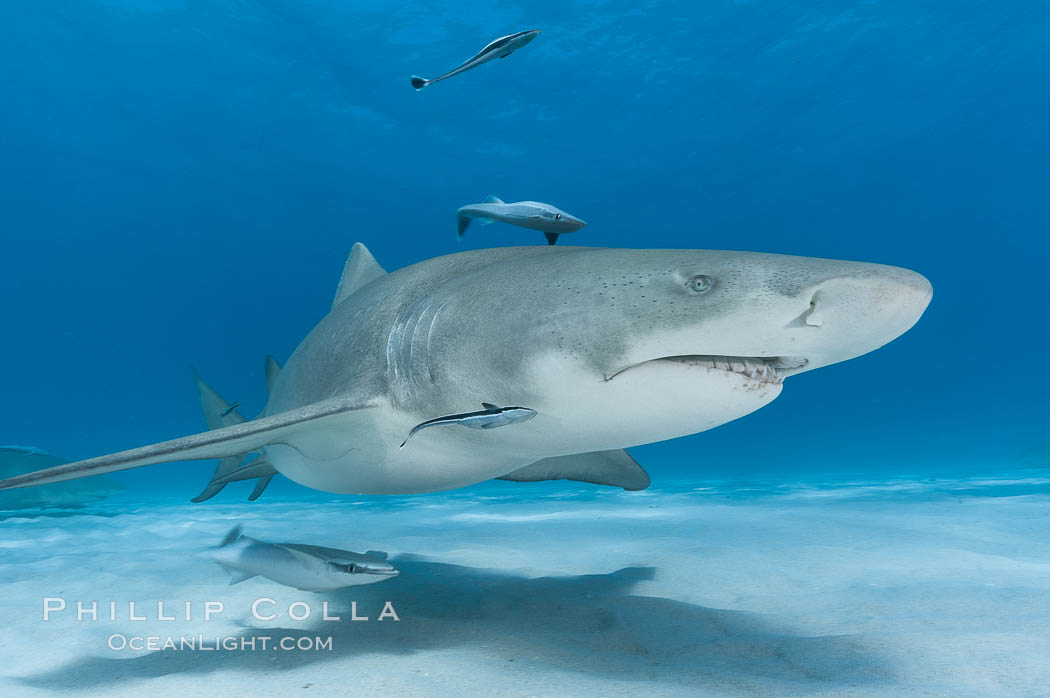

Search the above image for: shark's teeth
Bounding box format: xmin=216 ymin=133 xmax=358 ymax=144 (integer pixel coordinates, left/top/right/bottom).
xmin=611 ymin=354 xmax=807 ymax=384
xmin=656 ymin=355 xmax=785 ymax=384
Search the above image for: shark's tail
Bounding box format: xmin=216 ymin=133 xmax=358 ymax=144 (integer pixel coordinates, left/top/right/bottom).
xmin=190 ymin=361 xmax=282 ymax=503
xmin=410 ymin=75 xmax=428 ymax=90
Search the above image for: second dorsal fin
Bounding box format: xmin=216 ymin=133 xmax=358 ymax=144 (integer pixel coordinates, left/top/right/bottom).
xmin=332 ymin=242 xmax=387 ymax=309
xmin=264 ymin=355 xmax=281 ymax=395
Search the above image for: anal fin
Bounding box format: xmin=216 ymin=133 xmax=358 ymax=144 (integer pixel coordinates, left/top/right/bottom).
xmin=248 ymin=474 xmax=275 ymax=501
xmin=193 ymin=457 xmax=279 ymax=503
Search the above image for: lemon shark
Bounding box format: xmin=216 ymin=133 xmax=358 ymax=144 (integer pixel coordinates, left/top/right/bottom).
xmin=0 ymin=243 xmax=932 ymax=497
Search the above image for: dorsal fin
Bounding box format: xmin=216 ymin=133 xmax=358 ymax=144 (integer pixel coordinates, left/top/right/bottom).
xmin=332 ymin=242 xmax=387 ymax=309
xmin=483 ymin=194 xmax=504 ymax=204
xmin=264 ymin=355 xmax=281 ymax=395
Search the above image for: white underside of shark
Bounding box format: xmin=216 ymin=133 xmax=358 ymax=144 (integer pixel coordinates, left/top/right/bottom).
xmin=0 ymin=243 xmax=932 ymax=498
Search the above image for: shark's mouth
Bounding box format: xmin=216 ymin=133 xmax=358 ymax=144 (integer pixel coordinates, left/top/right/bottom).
xmin=608 ymin=355 xmax=809 ymax=384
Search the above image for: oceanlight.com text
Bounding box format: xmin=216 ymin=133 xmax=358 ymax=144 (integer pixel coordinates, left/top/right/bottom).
xmin=107 ymin=634 xmax=334 ymax=652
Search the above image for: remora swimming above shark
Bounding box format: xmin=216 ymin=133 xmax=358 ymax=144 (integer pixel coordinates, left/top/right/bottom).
xmin=411 ymin=30 xmax=541 ymax=90
xmin=457 ymin=196 xmax=586 ymax=245
xmin=0 ymin=244 xmax=932 ymax=497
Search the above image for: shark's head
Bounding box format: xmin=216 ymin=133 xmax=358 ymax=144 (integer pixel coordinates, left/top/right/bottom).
xmin=439 ymin=247 xmax=932 ymax=454
xmin=327 ymin=557 xmax=399 ymax=586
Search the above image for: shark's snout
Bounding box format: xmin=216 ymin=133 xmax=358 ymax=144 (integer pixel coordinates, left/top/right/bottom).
xmin=783 ymin=265 xmax=932 ymax=375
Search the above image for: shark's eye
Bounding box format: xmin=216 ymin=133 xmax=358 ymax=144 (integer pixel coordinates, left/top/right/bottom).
xmin=346 ymin=564 xmax=356 ymax=573
xmin=554 ymin=213 xmax=561 ymax=219
xmin=687 ymin=275 xmax=714 ymax=293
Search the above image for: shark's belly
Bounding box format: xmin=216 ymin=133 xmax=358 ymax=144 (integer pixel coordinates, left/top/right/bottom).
xmin=263 ymin=434 xmax=530 ymax=495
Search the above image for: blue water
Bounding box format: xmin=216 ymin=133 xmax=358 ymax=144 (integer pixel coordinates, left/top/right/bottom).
xmin=1 ymin=1 xmax=1047 ymax=495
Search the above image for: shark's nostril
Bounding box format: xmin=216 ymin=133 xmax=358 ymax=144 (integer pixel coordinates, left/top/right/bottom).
xmin=803 ymin=299 xmax=824 ymax=327
xmin=787 ymin=292 xmax=824 ymax=329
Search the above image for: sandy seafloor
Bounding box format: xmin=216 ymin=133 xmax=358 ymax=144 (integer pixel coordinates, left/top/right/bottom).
xmin=2 ymin=475 xmax=1050 ymax=697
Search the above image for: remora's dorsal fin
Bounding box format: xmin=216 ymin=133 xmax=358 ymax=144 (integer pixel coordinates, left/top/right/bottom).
xmin=225 ymin=567 xmax=257 ymax=585
xmin=332 ymin=242 xmax=387 ymax=309
xmin=219 ymin=525 xmax=243 ymax=548
xmin=481 ymin=402 xmax=498 ymax=410
xmin=483 ymin=194 xmax=504 ymax=204
xmin=264 ymin=356 xmax=281 ymax=395
xmin=498 ymin=449 xmax=650 ymax=491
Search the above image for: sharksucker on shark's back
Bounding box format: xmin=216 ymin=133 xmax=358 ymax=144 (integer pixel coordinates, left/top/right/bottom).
xmin=0 ymin=243 xmax=931 ymax=498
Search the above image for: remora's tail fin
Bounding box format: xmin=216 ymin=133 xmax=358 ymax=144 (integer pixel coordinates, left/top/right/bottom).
xmin=457 ymin=214 xmax=471 ymax=237
xmin=457 ymin=209 xmax=496 ymax=239
xmin=410 ymin=75 xmax=428 ymax=90
xmin=0 ymin=396 xmax=379 ymax=491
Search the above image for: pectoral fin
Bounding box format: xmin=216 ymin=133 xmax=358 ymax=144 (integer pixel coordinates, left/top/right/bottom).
xmin=498 ymin=449 xmax=650 ymax=491
xmin=0 ymin=397 xmax=380 ymax=492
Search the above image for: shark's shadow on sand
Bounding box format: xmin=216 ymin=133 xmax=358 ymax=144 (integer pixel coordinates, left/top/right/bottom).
xmin=21 ymin=556 xmax=889 ymax=692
